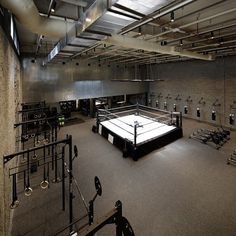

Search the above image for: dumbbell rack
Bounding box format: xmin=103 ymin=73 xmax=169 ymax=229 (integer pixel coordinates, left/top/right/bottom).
xmin=189 ymin=128 xmax=230 ymax=150
xmin=227 ymin=150 xmax=236 ymax=165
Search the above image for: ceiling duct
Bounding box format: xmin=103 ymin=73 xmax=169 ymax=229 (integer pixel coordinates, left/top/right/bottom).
xmin=0 ymin=0 xmax=74 ymax=38
xmin=44 ymin=0 xmax=119 ymax=64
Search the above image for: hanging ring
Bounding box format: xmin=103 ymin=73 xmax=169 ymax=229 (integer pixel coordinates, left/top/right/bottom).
xmin=40 ymin=180 xmax=49 ymax=189
xmin=10 ymin=200 xmax=19 ymax=209
xmin=43 ymin=139 xmax=49 ymax=145
xmin=35 ymin=140 xmax=41 ymax=147
xmin=24 ymin=187 xmax=33 ymax=196
xmin=32 ymin=154 xmax=37 ymax=160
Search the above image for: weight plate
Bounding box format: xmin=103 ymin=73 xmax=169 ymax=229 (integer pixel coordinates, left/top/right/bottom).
xmin=121 ymin=217 xmax=135 ymax=236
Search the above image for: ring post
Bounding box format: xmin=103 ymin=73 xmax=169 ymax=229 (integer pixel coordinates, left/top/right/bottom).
xmin=96 ymin=110 xmax=99 ymax=132
xmin=61 ymin=146 xmax=65 ymax=211
xmin=68 ymin=135 xmax=73 ymax=232
xmin=180 ymin=112 xmax=182 ymax=128
xmin=134 ymin=124 xmax=137 ymax=149
xmin=136 ymin=103 xmax=139 ymax=115
xmin=133 ymin=124 xmax=138 ymax=161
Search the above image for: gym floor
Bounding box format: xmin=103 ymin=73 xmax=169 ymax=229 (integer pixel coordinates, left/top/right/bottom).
xmin=11 ymin=116 xmax=236 ymax=236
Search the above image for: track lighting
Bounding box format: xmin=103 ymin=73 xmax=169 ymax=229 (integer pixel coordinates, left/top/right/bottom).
xmin=170 ymin=11 xmax=175 ymax=22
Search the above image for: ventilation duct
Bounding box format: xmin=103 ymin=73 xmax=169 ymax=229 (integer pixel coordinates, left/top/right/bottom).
xmin=0 ymin=0 xmax=74 ymax=38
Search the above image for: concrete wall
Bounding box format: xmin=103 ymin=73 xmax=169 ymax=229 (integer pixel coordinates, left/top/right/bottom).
xmin=0 ymin=26 xmax=22 ymax=235
xmin=148 ymin=56 xmax=236 ymax=127
xmin=22 ymin=58 xmax=148 ymax=103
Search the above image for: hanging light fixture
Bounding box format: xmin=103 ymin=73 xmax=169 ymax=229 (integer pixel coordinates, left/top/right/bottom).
xmin=170 ymin=11 xmax=175 ymax=22
xmin=51 ymin=1 xmax=57 ymax=13
xmin=138 ymin=27 xmax=142 ymax=36
xmin=219 ymin=37 xmax=223 ymax=45
xmin=210 ymin=31 xmax=214 ymax=40
xmin=180 ymin=39 xmax=183 ymax=46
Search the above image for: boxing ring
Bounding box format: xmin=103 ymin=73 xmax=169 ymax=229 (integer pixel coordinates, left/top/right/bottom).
xmin=93 ymin=104 xmax=183 ymax=161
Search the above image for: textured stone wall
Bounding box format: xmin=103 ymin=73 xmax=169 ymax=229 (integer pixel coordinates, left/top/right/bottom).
xmin=0 ymin=26 xmax=22 ymax=236
xmin=148 ymin=56 xmax=236 ymax=127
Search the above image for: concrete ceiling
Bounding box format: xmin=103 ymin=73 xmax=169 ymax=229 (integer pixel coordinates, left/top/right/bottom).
xmin=9 ymin=0 xmax=236 ymax=65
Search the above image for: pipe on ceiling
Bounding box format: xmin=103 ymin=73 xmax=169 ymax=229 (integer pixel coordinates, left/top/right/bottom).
xmin=147 ymin=7 xmax=236 ymax=41
xmin=120 ymin=0 xmax=196 ymax=35
xmin=60 ymin=0 xmax=87 ymax=8
xmin=0 ymin=0 xmax=74 ymax=38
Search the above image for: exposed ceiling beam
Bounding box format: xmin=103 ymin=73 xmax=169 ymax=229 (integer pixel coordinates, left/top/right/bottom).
xmin=167 ymin=21 xmax=236 ymax=44
xmin=147 ymin=7 xmax=236 ymax=41
xmin=160 ymin=0 xmax=228 ymax=29
xmin=102 ymin=34 xmax=214 ymax=61
xmin=112 ymin=3 xmax=145 ymax=18
xmin=120 ymin=0 xmax=196 ymax=35
xmin=59 ymin=0 xmax=88 ymax=7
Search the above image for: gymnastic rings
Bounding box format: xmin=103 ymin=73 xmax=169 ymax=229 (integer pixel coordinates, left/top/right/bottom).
xmin=24 ymin=187 xmax=33 ymax=196
xmin=35 ymin=140 xmax=41 ymax=147
xmin=43 ymin=139 xmax=49 ymax=145
xmin=10 ymin=200 xmax=19 ymax=209
xmin=32 ymin=154 xmax=38 ymax=160
xmin=21 ymin=156 xmax=27 ymax=164
xmin=40 ymin=180 xmax=49 ymax=189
